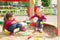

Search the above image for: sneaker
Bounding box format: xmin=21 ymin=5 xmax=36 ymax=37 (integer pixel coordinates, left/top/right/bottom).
xmin=10 ymin=32 xmax=14 ymax=36
xmin=20 ymin=27 xmax=26 ymax=32
xmin=35 ymin=28 xmax=38 ymax=32
xmin=39 ymin=29 xmax=43 ymax=33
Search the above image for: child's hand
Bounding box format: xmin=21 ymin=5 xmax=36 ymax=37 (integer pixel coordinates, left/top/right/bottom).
xmin=26 ymin=17 xmax=30 ymax=21
xmin=30 ymin=20 xmax=34 ymax=23
xmin=11 ymin=21 xmax=16 ymax=24
xmin=43 ymin=19 xmax=46 ymax=22
xmin=2 ymin=30 xmax=5 ymax=32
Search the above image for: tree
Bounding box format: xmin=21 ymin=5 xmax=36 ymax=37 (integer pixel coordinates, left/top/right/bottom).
xmin=41 ymin=0 xmax=51 ymax=7
xmin=0 ymin=2 xmax=3 ymax=6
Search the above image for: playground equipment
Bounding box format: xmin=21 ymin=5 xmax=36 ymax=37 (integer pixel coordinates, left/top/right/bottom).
xmin=30 ymin=22 xmax=58 ymax=36
xmin=0 ymin=0 xmax=29 ymax=2
xmin=27 ymin=6 xmax=37 ymax=16
xmin=32 ymin=0 xmax=35 ymax=5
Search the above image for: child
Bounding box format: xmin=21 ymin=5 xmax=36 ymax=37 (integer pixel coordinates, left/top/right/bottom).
xmin=29 ymin=8 xmax=46 ymax=33
xmin=3 ymin=12 xmax=26 ymax=35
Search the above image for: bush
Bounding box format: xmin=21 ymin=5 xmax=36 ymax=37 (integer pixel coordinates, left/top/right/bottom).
xmin=41 ymin=0 xmax=51 ymax=7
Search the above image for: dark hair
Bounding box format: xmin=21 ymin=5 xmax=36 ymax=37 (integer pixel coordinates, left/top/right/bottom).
xmin=5 ymin=12 xmax=13 ymax=20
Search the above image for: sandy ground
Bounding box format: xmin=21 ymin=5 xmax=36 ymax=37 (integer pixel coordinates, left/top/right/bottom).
xmin=0 ymin=24 xmax=58 ymax=40
xmin=0 ymin=16 xmax=58 ymax=40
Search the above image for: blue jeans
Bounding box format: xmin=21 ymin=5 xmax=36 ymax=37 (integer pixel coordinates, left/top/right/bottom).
xmin=8 ymin=23 xmax=22 ymax=33
xmin=36 ymin=20 xmax=43 ymax=30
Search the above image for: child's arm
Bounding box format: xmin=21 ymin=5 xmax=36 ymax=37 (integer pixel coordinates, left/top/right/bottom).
xmin=14 ymin=17 xmax=24 ymax=22
xmin=11 ymin=18 xmax=22 ymax=24
xmin=2 ymin=22 xmax=5 ymax=32
xmin=3 ymin=26 xmax=5 ymax=32
xmin=40 ymin=11 xmax=47 ymax=22
xmin=43 ymin=16 xmax=47 ymax=22
xmin=11 ymin=21 xmax=17 ymax=24
xmin=29 ymin=14 xmax=36 ymax=20
xmin=2 ymin=17 xmax=6 ymax=32
xmin=11 ymin=20 xmax=24 ymax=24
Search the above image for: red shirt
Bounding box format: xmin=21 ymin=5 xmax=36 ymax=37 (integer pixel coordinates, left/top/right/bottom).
xmin=4 ymin=19 xmax=15 ymax=30
xmin=29 ymin=14 xmax=46 ymax=21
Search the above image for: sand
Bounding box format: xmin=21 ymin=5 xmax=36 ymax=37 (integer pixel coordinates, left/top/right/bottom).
xmin=0 ymin=24 xmax=58 ymax=40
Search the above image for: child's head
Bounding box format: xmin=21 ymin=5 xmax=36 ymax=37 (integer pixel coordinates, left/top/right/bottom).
xmin=5 ymin=12 xmax=14 ymax=20
xmin=36 ymin=8 xmax=43 ymax=16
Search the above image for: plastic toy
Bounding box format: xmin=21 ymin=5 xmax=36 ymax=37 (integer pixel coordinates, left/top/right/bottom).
xmin=26 ymin=21 xmax=30 ymax=24
xmin=3 ymin=31 xmax=10 ymax=35
xmin=35 ymin=37 xmax=39 ymax=40
xmin=40 ymin=21 xmax=44 ymax=24
xmin=30 ymin=23 xmax=36 ymax=27
xmin=22 ymin=32 xmax=29 ymax=36
xmin=0 ymin=21 xmax=3 ymax=25
xmin=27 ymin=36 xmax=31 ymax=39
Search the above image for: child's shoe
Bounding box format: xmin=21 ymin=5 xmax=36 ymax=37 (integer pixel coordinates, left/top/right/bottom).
xmin=10 ymin=32 xmax=14 ymax=36
xmin=39 ymin=29 xmax=43 ymax=33
xmin=35 ymin=28 xmax=38 ymax=32
xmin=20 ymin=27 xmax=26 ymax=32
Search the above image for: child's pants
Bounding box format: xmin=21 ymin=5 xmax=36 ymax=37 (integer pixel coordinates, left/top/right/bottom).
xmin=36 ymin=20 xmax=43 ymax=30
xmin=8 ymin=23 xmax=22 ymax=33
